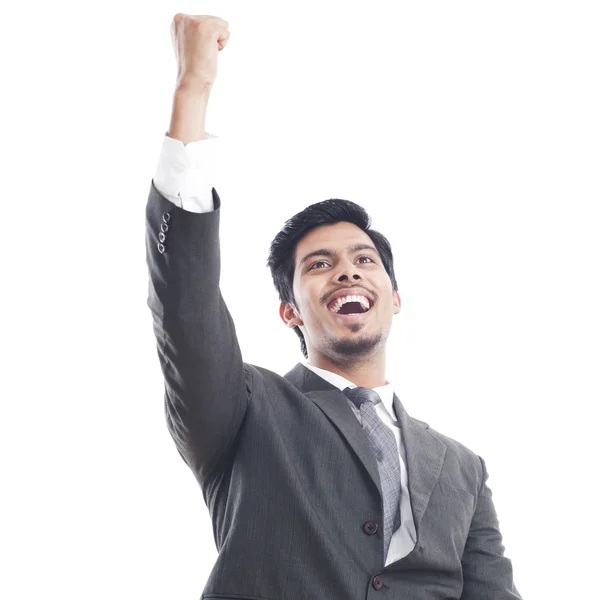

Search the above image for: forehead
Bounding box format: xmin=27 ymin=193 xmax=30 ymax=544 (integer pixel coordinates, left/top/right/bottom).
xmin=294 ymin=221 xmax=375 ymax=266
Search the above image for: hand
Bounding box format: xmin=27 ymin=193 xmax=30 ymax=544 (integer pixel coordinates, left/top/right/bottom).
xmin=170 ymin=14 xmax=230 ymax=90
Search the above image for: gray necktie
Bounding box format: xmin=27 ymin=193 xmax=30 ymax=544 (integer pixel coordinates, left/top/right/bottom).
xmin=344 ymin=386 xmax=402 ymax=557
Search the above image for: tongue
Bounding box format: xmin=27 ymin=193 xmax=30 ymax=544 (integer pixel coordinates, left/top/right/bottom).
xmin=338 ymin=301 xmax=365 ymax=315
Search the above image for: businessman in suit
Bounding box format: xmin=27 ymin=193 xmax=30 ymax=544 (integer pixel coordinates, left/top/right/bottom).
xmin=146 ymin=14 xmax=522 ymax=599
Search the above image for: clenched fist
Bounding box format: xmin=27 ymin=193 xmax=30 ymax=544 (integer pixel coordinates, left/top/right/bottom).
xmin=171 ymin=14 xmax=230 ymax=89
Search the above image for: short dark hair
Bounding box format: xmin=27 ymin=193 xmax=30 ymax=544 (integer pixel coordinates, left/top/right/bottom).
xmin=267 ymin=199 xmax=398 ymax=358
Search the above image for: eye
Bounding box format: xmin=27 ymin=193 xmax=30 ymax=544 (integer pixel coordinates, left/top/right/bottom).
xmin=308 ymin=260 xmax=330 ymax=271
xmin=358 ymin=256 xmax=375 ymax=264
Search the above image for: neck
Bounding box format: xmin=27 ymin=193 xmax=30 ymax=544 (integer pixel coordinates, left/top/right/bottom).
xmin=308 ymin=349 xmax=387 ymax=388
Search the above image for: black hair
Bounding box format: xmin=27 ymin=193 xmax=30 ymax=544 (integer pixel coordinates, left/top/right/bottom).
xmin=267 ymin=199 xmax=398 ymax=358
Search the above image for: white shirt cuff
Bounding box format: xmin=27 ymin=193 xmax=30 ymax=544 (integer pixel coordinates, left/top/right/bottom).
xmin=152 ymin=132 xmax=219 ymax=213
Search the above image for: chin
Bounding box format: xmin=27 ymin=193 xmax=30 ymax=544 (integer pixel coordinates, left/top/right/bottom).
xmin=328 ymin=332 xmax=384 ymax=357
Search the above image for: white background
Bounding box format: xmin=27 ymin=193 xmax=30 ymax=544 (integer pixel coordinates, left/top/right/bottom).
xmin=2 ymin=2 xmax=599 ymax=599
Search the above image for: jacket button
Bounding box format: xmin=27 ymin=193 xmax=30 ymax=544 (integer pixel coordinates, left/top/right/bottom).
xmin=162 ymin=212 xmax=171 ymax=223
xmin=363 ymin=521 xmax=378 ymax=535
xmin=160 ymin=222 xmax=169 ymax=233
xmin=159 ymin=232 xmax=166 ymax=243
xmin=372 ymin=575 xmax=383 ymax=590
xmin=157 ymin=242 xmax=165 ymax=254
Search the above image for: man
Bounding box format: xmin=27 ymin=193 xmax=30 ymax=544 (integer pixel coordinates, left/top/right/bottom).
xmin=146 ymin=13 xmax=522 ymax=600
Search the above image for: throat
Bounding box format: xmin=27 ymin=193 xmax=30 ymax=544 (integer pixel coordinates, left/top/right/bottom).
xmin=308 ymin=355 xmax=388 ymax=389
xmin=337 ymin=301 xmax=367 ymax=315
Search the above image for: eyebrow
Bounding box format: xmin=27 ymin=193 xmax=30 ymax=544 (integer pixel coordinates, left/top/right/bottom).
xmin=299 ymin=244 xmax=378 ymax=268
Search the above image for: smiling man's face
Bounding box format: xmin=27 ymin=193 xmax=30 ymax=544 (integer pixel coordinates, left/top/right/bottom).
xmin=280 ymin=221 xmax=401 ymax=362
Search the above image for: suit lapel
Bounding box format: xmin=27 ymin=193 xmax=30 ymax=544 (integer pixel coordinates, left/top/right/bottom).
xmin=285 ymin=364 xmax=382 ymax=497
xmin=285 ymin=363 xmax=447 ymax=541
xmin=392 ymin=393 xmax=446 ymax=539
xmin=305 ymin=389 xmax=382 ymax=498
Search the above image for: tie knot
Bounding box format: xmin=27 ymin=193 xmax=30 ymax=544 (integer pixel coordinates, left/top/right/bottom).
xmin=343 ymin=386 xmax=382 ymax=409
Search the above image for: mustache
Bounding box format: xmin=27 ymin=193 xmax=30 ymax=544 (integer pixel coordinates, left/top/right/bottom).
xmin=321 ymin=285 xmax=378 ymax=306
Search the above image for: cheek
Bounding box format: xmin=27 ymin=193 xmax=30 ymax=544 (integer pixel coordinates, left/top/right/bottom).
xmin=297 ymin=285 xmax=319 ymax=314
xmin=306 ymin=298 xmax=324 ymax=323
xmin=295 ymin=292 xmax=318 ymax=323
xmin=291 ymin=280 xmax=305 ymax=314
xmin=376 ymin=286 xmax=396 ymax=314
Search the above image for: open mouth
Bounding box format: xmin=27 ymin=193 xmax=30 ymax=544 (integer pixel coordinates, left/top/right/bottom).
xmin=327 ymin=294 xmax=373 ymax=315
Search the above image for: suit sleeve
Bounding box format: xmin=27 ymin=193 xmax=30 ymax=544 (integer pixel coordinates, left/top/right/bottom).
xmin=460 ymin=457 xmax=522 ymax=599
xmin=145 ymin=179 xmax=252 ymax=484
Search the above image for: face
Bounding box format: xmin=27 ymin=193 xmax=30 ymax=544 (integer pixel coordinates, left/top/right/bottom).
xmin=279 ymin=221 xmax=401 ymax=362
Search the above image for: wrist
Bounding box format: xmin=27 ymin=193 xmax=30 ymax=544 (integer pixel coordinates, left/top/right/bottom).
xmin=168 ymin=81 xmax=211 ymax=145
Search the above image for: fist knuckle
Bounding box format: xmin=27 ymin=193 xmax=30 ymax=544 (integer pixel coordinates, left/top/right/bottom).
xmin=170 ymin=13 xmax=228 ymax=85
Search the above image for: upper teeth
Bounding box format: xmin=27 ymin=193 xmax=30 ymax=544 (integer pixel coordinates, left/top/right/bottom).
xmin=329 ymin=295 xmax=371 ymax=313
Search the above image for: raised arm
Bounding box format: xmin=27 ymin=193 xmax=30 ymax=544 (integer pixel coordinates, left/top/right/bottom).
xmin=168 ymin=13 xmax=228 ymax=143
xmin=145 ymin=15 xmax=251 ymax=486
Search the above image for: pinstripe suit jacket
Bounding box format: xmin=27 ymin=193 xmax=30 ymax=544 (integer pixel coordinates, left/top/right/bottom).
xmin=145 ymin=180 xmax=521 ymax=600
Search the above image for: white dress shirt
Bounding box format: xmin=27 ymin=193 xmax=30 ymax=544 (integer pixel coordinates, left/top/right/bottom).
xmin=152 ymin=133 xmax=417 ymax=565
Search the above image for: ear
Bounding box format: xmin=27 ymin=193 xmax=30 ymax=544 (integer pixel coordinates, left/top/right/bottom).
xmin=392 ymin=290 xmax=401 ymax=314
xmin=280 ymin=302 xmax=304 ymax=328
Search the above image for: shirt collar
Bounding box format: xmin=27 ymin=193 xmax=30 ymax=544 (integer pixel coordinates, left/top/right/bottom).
xmin=303 ymin=361 xmax=397 ymax=422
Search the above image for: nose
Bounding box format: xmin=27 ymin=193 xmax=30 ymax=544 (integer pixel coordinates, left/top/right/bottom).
xmin=336 ymin=263 xmax=362 ymax=283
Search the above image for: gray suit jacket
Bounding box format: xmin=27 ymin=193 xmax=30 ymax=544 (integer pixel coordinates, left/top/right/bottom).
xmin=145 ymin=180 xmax=521 ymax=600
